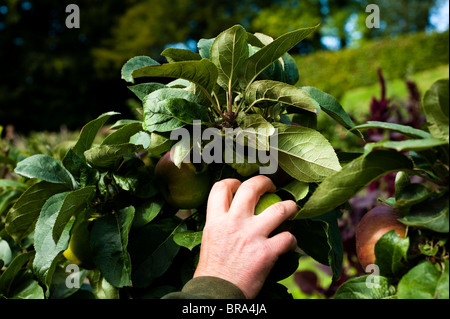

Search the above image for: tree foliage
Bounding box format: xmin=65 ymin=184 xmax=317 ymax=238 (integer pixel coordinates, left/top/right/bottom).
xmin=0 ymin=0 xmax=445 ymax=133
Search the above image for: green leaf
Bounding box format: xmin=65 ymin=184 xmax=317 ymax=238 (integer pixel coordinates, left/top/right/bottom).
xmin=84 ymin=143 xmax=142 ymax=169
xmin=280 ymin=53 xmax=299 ymax=85
xmin=5 ymin=181 xmax=70 ymax=244
xmin=397 ymin=260 xmax=449 ymax=299
xmin=245 ymin=80 xmax=318 ymax=113
xmin=90 ymin=206 xmax=135 ymax=288
xmin=129 ymin=131 xmax=151 ymax=149
xmin=161 ymin=48 xmax=202 ymax=63
xmin=147 ymin=132 xmax=174 ymax=156
xmin=399 ymin=194 xmax=449 ymax=233
xmin=333 ymin=275 xmax=396 ymax=299
xmin=0 ymin=238 xmax=12 ymax=266
xmin=144 ymin=102 xmax=184 ymax=133
xmin=210 ymin=24 xmax=249 ymax=91
xmin=112 ymin=159 xmax=157 ymax=199
xmin=351 ymin=121 xmax=433 ymax=139
xmin=301 ymin=86 xmax=363 ymax=138
xmin=62 ymin=149 xmax=99 ymax=188
xmin=238 ymin=25 xmax=318 ymax=90
xmin=9 ymin=273 xmax=44 ymax=299
xmin=287 ymin=110 xmax=317 ymax=129
xmin=226 ymin=149 xmax=261 ymax=176
xmin=315 ymin=210 xmax=343 ymax=284
xmin=290 ymin=209 xmax=343 ymax=283
xmin=167 ymin=78 xmax=191 ymax=88
xmin=394 ymin=183 xmax=432 ymax=211
xmin=197 ymin=38 xmax=214 ymax=59
xmin=258 ymin=52 xmax=300 ymax=86
xmin=50 ymin=266 xmax=88 ymax=299
xmin=101 ymin=122 xmax=143 ymax=146
xmin=132 ymin=59 xmax=218 ymax=95
xmin=132 ymin=198 xmax=164 ymax=228
xmin=0 ymin=251 xmax=34 ymax=297
xmin=394 ymin=171 xmax=411 ymax=199
xmin=171 ymin=133 xmax=196 ymax=168
xmin=422 ymin=79 xmax=449 ymax=142
xmin=235 ymin=113 xmax=275 ymax=150
xmin=128 ymin=83 xmax=167 ymax=101
xmin=52 ymin=186 xmax=96 ymax=243
xmin=32 ymin=192 xmax=74 ymax=296
xmin=128 ymin=217 xmax=185 ymax=288
xmin=87 ymin=270 xmax=120 ymax=299
xmin=374 ymin=230 xmax=410 ymax=278
xmin=15 ymin=155 xmax=76 ymax=189
xmin=110 ymin=119 xmax=141 ymax=130
xmin=246 ymin=32 xmax=266 ymax=47
xmin=280 ymin=179 xmax=309 ymax=202
xmin=365 ymin=138 xmax=447 ymax=153
xmin=297 ymin=150 xmax=414 ymax=219
xmin=142 ymin=88 xmax=203 ymax=132
xmin=173 ymin=230 xmax=203 ymax=251
xmin=248 ymin=32 xmax=300 ymax=86
xmin=71 ymin=111 xmax=120 ymax=159
xmin=121 ymin=56 xmax=160 ymax=83
xmin=271 ymin=123 xmax=341 ymax=183
xmin=161 ymin=98 xmax=210 ymax=125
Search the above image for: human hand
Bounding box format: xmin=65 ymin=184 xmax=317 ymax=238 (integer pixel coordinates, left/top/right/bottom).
xmin=193 ymin=175 xmax=298 ymax=299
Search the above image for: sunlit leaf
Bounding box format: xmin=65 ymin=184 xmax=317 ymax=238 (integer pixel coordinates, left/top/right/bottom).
xmin=245 ymin=80 xmax=318 ymax=113
xmin=239 ymin=25 xmax=318 ymax=89
xmin=132 ymin=59 xmax=218 ymax=95
xmin=271 ymin=123 xmax=341 ymax=183
xmin=297 ymin=150 xmax=413 ymax=219
xmin=210 ymin=24 xmax=249 ymax=91
xmin=422 ymin=79 xmax=449 ymax=142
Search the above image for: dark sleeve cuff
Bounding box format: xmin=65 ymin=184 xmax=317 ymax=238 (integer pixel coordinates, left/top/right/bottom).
xmin=162 ymin=276 xmax=246 ymax=299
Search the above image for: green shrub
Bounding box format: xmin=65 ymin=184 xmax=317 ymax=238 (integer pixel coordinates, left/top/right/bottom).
xmin=294 ymin=30 xmax=449 ymax=99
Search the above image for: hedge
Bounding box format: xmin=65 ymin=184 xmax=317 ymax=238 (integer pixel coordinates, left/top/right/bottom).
xmin=294 ymin=30 xmax=449 ymax=99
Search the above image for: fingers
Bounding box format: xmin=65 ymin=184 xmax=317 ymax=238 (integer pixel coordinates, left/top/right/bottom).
xmin=266 ymin=231 xmax=298 ymax=256
xmin=206 ymin=178 xmax=242 ymax=220
xmin=228 ymin=175 xmax=276 ymax=216
xmin=254 ymin=199 xmax=298 ymax=236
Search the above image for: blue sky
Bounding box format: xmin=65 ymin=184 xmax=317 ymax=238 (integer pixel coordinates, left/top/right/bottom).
xmin=321 ymin=0 xmax=449 ymax=49
xmin=430 ymin=0 xmax=450 ymax=31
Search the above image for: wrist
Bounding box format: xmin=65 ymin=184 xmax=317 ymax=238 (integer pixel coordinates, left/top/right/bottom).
xmin=194 ymin=267 xmax=257 ymax=299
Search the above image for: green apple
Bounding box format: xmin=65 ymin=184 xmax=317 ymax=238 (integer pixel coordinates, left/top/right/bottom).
xmin=154 ymin=150 xmax=210 ymax=209
xmin=63 ymin=219 xmax=95 ymax=269
xmin=255 ymin=193 xmax=283 ymax=215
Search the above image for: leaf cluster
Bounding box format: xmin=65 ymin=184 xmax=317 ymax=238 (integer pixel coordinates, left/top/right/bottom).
xmin=0 ymin=111 xmax=184 ymax=298
xmin=2 ymin=24 xmax=446 ymax=300
xmin=332 ymin=79 xmax=449 ymax=299
xmin=0 ymin=24 xmax=364 ymax=299
xmin=121 ymin=24 xmax=364 ymax=185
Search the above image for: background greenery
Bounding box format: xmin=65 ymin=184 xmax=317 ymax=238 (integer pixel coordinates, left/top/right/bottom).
xmin=0 ymin=0 xmax=448 ymax=133
xmin=295 ymin=30 xmax=449 ymax=100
